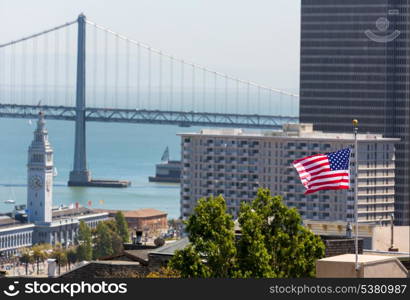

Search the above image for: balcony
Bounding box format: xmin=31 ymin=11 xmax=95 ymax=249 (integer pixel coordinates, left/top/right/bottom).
xmin=286 ymin=154 xmax=297 ymax=160
xmin=182 ymin=208 xmax=191 ymax=215
xmin=358 ymin=192 xmax=395 ymax=197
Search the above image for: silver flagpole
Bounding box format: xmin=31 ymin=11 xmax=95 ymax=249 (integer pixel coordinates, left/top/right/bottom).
xmin=353 ymin=119 xmax=359 ymax=273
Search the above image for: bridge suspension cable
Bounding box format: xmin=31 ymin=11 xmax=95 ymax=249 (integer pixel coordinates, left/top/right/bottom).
xmin=0 ymin=15 xmax=299 ymax=118
xmin=0 ymin=20 xmax=77 ymax=48
xmin=85 ymin=18 xmax=299 ymax=116
xmin=84 ymin=19 xmax=297 ymax=98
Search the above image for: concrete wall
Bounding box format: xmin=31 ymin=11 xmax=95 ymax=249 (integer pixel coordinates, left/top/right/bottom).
xmin=372 ymin=226 xmax=409 ymax=252
xmin=323 ymin=238 xmax=363 ymax=257
xmin=148 ymin=254 xmax=171 ymax=272
xmin=59 ymin=262 xmax=149 ymax=279
xmin=363 ymin=260 xmax=408 ymax=278
xmin=316 ymin=254 xmax=408 ymax=278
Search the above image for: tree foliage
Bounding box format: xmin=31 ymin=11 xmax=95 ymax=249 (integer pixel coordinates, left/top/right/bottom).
xmin=51 ymin=248 xmax=68 ymax=275
xmin=93 ymin=222 xmax=114 ymax=259
xmin=19 ymin=248 xmax=34 ymax=275
xmin=114 ymin=211 xmax=130 ymax=243
xmin=98 ymin=219 xmax=124 ymax=257
xmin=67 ymin=248 xmax=78 ymax=270
xmin=32 ymin=244 xmax=49 ymax=275
xmin=77 ymin=221 xmax=93 ymax=261
xmin=241 ymin=189 xmax=325 ymax=277
xmin=169 ymin=189 xmax=325 ymax=278
xmin=169 ymin=195 xmax=237 ymax=278
xmin=146 ymin=267 xmax=181 ymax=278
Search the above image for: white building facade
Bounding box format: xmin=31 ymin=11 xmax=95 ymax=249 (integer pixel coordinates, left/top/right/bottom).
xmin=179 ymin=124 xmax=398 ymax=225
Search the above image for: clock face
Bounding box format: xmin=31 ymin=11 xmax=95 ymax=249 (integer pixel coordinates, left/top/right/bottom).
xmin=29 ymin=175 xmax=43 ymax=190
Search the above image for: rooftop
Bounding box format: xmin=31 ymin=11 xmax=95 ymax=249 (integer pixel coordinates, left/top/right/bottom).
xmin=0 ymin=215 xmax=35 ymax=231
xmin=52 ymin=207 xmax=104 ymax=220
xmin=178 ymin=123 xmax=400 ymax=142
xmin=149 ymin=238 xmax=190 ymax=256
xmin=320 ymin=254 xmax=401 ymax=264
xmin=95 ymin=208 xmax=168 ymax=218
xmin=0 ymin=215 xmax=22 ymax=228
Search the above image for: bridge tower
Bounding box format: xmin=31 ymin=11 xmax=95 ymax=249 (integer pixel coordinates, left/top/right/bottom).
xmin=68 ymin=13 xmax=91 ymax=186
xmin=68 ymin=13 xmax=130 ymax=188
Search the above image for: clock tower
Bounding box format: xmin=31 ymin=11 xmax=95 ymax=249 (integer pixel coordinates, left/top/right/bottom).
xmin=27 ymin=112 xmax=53 ymax=224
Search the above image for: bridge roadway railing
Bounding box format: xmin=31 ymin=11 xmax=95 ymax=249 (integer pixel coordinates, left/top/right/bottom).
xmin=0 ymin=104 xmax=298 ymax=129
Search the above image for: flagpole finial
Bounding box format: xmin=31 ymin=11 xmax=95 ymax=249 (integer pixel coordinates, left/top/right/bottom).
xmin=352 ymin=119 xmax=359 ymax=128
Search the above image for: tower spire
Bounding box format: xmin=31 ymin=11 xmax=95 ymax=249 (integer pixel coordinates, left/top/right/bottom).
xmin=27 ymin=112 xmax=54 ymax=224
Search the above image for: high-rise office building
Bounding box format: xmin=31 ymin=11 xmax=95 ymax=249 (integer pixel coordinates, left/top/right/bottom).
xmin=299 ymin=0 xmax=410 ymax=224
xmin=179 ymin=124 xmax=398 ymax=225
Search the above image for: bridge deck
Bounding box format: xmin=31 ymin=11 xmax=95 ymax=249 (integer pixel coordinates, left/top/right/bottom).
xmin=0 ymin=104 xmax=298 ymax=129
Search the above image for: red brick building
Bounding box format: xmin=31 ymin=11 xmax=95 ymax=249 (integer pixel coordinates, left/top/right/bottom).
xmin=97 ymin=208 xmax=168 ymax=237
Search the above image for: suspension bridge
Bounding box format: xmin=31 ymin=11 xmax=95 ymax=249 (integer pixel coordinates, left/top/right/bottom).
xmin=0 ymin=14 xmax=299 ymax=186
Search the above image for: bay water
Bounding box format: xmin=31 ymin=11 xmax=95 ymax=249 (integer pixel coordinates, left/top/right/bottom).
xmin=0 ymin=118 xmax=198 ymax=219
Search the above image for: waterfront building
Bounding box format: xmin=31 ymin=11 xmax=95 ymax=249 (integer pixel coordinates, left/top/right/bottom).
xmin=96 ymin=208 xmax=168 ymax=237
xmin=299 ymin=0 xmax=410 ymax=225
xmin=0 ymin=216 xmax=34 ymax=257
xmin=0 ymin=113 xmax=108 ymax=257
xmin=179 ymin=124 xmax=398 ymax=225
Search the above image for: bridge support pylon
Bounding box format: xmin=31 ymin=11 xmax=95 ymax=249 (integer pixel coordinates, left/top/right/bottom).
xmin=68 ymin=13 xmax=130 ymax=188
xmin=68 ymin=13 xmax=91 ymax=186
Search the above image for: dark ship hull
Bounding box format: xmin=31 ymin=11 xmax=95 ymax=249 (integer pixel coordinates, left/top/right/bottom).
xmin=149 ymin=160 xmax=181 ymax=183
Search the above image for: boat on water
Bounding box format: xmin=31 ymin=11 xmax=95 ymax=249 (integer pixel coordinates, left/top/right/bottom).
xmin=4 ymin=186 xmax=16 ymax=204
xmin=149 ymin=147 xmax=181 ymax=183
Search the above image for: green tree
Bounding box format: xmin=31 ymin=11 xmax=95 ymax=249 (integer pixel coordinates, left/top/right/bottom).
xmin=52 ymin=248 xmax=68 ymax=275
xmin=32 ymin=245 xmax=48 ymax=275
xmin=19 ymin=249 xmax=34 ymax=275
xmin=169 ymin=195 xmax=237 ymax=278
xmin=115 ymin=211 xmax=130 ymax=243
xmin=102 ymin=219 xmax=124 ymax=256
xmin=246 ymin=189 xmax=325 ymax=278
xmin=67 ymin=248 xmax=78 ymax=270
xmin=169 ymin=189 xmax=325 ymax=278
xmin=110 ymin=231 xmax=124 ymax=256
xmin=169 ymin=245 xmax=210 ymax=278
xmin=236 ymin=204 xmax=275 ymax=278
xmin=76 ymin=221 xmax=93 ymax=261
xmin=146 ymin=267 xmax=181 ymax=278
xmin=93 ymin=222 xmax=114 ymax=259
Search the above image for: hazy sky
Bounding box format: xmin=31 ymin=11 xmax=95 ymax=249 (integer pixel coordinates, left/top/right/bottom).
xmin=0 ymin=0 xmax=301 ymax=92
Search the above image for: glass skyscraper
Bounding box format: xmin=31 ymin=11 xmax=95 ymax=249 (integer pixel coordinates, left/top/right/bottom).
xmin=300 ymin=0 xmax=410 ymax=225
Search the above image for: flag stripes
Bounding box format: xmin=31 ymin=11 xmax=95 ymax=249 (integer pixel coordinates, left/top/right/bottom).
xmin=292 ymin=148 xmax=351 ymax=195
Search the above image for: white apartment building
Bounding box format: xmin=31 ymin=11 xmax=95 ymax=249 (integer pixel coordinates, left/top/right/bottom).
xmin=179 ymin=124 xmax=399 ymax=225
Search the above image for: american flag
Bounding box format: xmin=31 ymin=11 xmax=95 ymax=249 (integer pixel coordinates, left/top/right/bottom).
xmin=292 ymin=148 xmax=351 ymax=195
